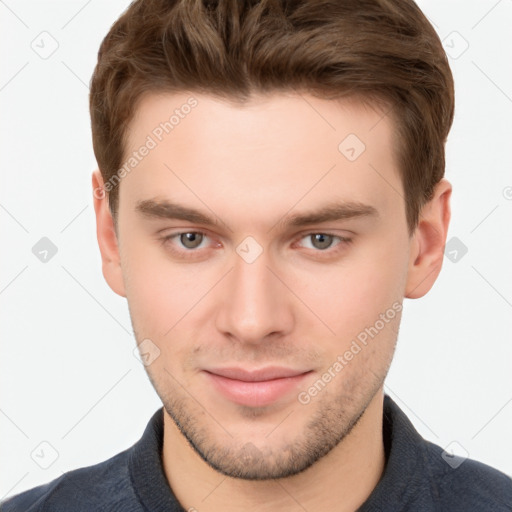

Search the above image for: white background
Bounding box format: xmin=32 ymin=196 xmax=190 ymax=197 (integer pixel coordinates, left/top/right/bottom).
xmin=1 ymin=0 xmax=511 ymax=499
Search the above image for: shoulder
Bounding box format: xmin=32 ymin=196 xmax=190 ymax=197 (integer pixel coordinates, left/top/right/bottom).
xmin=377 ymin=395 xmax=512 ymax=511
xmin=421 ymin=439 xmax=512 ymax=510
xmin=0 ymin=449 xmax=140 ymax=512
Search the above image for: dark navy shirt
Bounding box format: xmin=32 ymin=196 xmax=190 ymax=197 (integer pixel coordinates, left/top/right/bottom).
xmin=2 ymin=395 xmax=511 ymax=511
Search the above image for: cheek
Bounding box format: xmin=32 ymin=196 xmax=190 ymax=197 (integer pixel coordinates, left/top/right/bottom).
xmin=120 ymin=239 xmax=207 ymax=338
xmin=311 ymin=235 xmax=409 ymax=339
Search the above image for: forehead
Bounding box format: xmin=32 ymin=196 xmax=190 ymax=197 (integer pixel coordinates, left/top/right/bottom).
xmin=121 ymin=91 xmax=402 ymax=227
xmin=127 ymin=90 xmax=394 ymax=153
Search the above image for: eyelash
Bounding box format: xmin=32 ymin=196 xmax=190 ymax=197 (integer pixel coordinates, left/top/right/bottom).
xmin=159 ymin=231 xmax=353 ymax=258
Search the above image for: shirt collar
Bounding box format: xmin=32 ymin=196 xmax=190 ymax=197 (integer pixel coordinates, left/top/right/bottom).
xmin=357 ymin=394 xmax=429 ymax=511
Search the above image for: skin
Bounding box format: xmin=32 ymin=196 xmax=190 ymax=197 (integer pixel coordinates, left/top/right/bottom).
xmin=93 ymin=91 xmax=451 ymax=511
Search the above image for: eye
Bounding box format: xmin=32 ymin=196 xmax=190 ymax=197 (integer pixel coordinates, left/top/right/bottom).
xmin=159 ymin=230 xmax=352 ymax=259
xmin=162 ymin=231 xmax=210 ymax=251
xmin=297 ymin=233 xmax=352 ymax=252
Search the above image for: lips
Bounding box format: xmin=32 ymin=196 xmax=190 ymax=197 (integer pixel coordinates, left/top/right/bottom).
xmin=206 ymin=366 xmax=308 ymax=381
xmin=203 ymin=366 xmax=312 ymax=407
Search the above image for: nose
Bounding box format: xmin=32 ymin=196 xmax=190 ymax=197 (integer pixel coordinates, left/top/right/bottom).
xmin=215 ymin=247 xmax=294 ymax=345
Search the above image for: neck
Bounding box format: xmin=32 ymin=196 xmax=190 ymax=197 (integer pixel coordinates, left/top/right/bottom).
xmin=162 ymin=389 xmax=385 ymax=512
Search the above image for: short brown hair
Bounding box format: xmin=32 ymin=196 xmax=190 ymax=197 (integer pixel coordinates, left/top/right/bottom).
xmin=89 ymin=0 xmax=454 ymax=235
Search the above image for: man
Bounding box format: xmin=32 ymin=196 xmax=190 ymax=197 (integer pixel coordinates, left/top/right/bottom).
xmin=2 ymin=0 xmax=511 ymax=510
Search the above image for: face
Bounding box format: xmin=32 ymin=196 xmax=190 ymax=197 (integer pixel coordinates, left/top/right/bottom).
xmin=112 ymin=91 xmax=413 ymax=479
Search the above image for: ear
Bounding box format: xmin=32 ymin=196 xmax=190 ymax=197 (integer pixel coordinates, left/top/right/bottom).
xmin=92 ymin=170 xmax=126 ymax=297
xmin=405 ymin=178 xmax=452 ymax=299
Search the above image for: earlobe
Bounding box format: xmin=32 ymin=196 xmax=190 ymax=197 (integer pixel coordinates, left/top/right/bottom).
xmin=405 ymin=178 xmax=452 ymax=299
xmin=92 ymin=169 xmax=126 ymax=298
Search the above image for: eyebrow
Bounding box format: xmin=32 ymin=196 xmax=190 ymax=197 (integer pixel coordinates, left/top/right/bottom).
xmin=135 ymin=198 xmax=379 ymax=230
